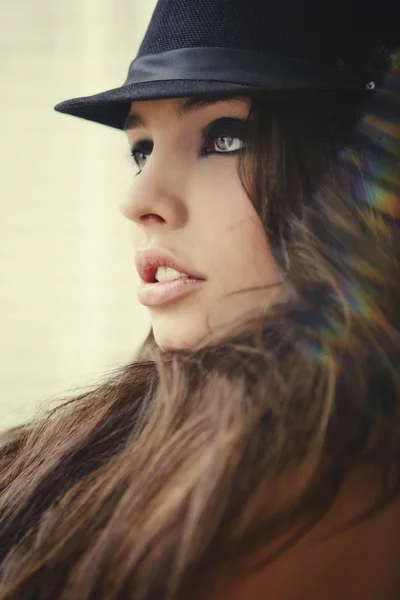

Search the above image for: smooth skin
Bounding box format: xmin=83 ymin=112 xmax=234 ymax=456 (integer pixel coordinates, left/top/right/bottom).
xmin=120 ymin=97 xmax=283 ymax=351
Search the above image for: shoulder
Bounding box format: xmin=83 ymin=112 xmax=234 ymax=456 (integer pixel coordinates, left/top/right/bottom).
xmin=214 ymin=464 xmax=400 ymax=599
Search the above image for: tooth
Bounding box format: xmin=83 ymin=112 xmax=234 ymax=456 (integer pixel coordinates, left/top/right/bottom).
xmin=155 ymin=267 xmax=190 ymax=282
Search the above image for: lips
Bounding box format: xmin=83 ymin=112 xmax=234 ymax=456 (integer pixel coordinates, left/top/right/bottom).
xmin=135 ymin=248 xmax=206 ymax=284
xmin=137 ymin=277 xmax=205 ymax=307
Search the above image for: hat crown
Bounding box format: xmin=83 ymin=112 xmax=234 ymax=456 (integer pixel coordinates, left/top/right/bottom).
xmin=138 ymin=0 xmax=397 ymax=80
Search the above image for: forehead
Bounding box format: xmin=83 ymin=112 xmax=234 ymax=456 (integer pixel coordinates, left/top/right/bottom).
xmin=124 ymin=96 xmax=250 ymax=131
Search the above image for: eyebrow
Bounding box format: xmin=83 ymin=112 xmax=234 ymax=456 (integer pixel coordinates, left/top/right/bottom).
xmin=123 ymin=96 xmax=245 ymax=132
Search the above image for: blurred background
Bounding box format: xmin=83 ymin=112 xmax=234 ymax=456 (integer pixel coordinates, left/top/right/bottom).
xmin=0 ymin=0 xmax=157 ymax=429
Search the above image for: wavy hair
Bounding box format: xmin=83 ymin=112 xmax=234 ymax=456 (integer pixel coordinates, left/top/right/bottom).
xmin=0 ymin=63 xmax=399 ymax=600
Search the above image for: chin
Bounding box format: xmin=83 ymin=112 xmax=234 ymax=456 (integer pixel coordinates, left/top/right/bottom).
xmin=153 ymin=327 xmax=202 ymax=352
xmin=151 ymin=305 xmax=224 ymax=352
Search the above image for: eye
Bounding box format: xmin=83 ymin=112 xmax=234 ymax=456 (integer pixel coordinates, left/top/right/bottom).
xmin=130 ymin=140 xmax=153 ymax=173
xmin=205 ymin=135 xmax=245 ymax=154
xmin=201 ymin=118 xmax=249 ymax=156
xmin=132 ymin=151 xmax=148 ymax=170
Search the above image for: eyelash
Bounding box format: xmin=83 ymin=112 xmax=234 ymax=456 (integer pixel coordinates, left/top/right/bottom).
xmin=129 ymin=130 xmax=247 ymax=174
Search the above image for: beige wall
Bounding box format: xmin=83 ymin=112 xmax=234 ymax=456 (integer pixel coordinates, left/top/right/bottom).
xmin=0 ymin=0 xmax=157 ymax=429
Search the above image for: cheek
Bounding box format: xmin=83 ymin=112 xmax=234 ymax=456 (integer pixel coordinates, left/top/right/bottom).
xmin=194 ymin=163 xmax=279 ymax=286
xmin=229 ymin=215 xmax=279 ymax=288
xmin=194 ymin=159 xmax=256 ymax=228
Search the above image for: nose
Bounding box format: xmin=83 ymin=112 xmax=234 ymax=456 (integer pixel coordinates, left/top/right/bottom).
xmin=119 ymin=152 xmax=189 ymax=231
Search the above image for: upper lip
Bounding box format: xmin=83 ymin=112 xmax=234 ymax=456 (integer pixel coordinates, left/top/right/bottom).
xmin=135 ymin=248 xmax=206 ymax=284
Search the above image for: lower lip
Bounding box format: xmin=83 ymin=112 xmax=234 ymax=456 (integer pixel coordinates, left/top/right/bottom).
xmin=137 ymin=278 xmax=205 ymax=307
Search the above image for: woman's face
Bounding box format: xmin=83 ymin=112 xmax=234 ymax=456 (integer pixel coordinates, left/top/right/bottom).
xmin=120 ymin=97 xmax=282 ymax=350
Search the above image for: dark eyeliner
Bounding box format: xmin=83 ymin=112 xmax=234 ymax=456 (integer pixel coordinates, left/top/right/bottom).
xmin=200 ymin=117 xmax=250 ymax=155
xmin=130 ymin=139 xmax=153 ymax=158
xmin=129 ymin=140 xmax=153 ymax=175
xmin=130 ymin=117 xmax=249 ymax=170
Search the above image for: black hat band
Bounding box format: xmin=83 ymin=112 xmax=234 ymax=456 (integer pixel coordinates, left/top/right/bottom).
xmin=124 ymin=47 xmax=367 ymax=92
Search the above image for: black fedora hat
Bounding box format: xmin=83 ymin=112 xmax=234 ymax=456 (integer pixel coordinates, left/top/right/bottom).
xmin=54 ymin=0 xmax=399 ymax=131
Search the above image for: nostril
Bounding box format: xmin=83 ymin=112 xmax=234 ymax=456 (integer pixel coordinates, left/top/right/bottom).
xmin=141 ymin=214 xmax=165 ymax=225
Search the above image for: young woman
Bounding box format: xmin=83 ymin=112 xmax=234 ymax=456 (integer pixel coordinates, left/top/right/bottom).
xmin=0 ymin=0 xmax=399 ymax=598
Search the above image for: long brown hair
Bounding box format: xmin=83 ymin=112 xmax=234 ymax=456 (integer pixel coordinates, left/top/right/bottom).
xmin=0 ymin=90 xmax=399 ymax=600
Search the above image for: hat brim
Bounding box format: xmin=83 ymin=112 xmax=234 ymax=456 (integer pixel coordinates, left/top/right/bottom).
xmin=54 ymin=78 xmax=370 ymax=132
xmin=54 ymin=80 xmax=262 ymax=131
xmin=54 ymin=79 xmax=367 ymax=130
